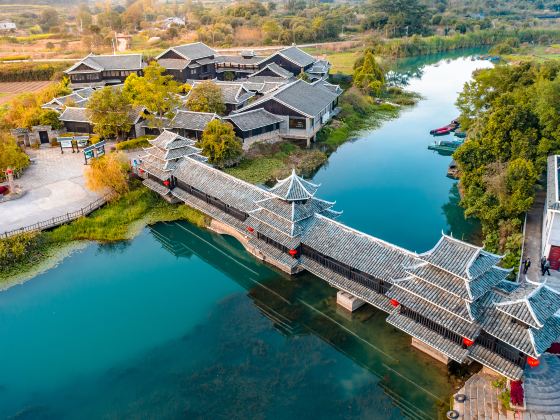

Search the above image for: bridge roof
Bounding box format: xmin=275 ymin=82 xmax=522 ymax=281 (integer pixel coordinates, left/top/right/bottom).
xmin=301 ymin=214 xmax=415 ymax=282
xmin=269 ymin=169 xmax=320 ymax=201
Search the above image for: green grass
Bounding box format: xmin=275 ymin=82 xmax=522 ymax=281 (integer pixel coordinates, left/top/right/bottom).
xmin=225 ymin=156 xmax=284 ymax=184
xmin=304 ymin=48 xmax=360 ymax=75
xmin=0 ymin=183 xmax=209 ymax=282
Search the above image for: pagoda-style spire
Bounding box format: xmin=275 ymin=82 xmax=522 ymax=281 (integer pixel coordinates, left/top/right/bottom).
xmin=269 ymin=169 xmax=320 ymax=201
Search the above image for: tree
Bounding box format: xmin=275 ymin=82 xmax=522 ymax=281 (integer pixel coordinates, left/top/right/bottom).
xmin=371 ymin=0 xmax=428 ymax=37
xmin=0 ymin=132 xmax=29 ymax=174
xmin=186 ymin=81 xmax=226 ymax=115
xmin=85 ymin=152 xmax=130 ymax=199
xmin=123 ymin=62 xmax=180 ymax=129
xmin=353 ymin=50 xmax=385 ymax=96
xmin=87 ymin=87 xmax=133 ymax=140
xmin=199 ymin=120 xmax=242 ymax=168
xmin=40 ymin=8 xmax=59 ymax=32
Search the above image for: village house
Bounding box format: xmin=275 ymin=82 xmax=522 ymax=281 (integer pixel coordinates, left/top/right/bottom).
xmin=58 ymin=106 xmax=146 ymax=138
xmin=214 ymin=50 xmax=266 ymax=81
xmin=169 ymin=110 xmax=217 ymax=140
xmin=42 ymin=87 xmax=96 ymax=112
xmin=156 ymin=42 xmax=216 ymax=82
xmin=224 ymin=108 xmax=283 ymax=150
xmin=235 ymin=79 xmax=342 ymax=145
xmin=64 ymin=54 xmax=144 ymax=89
xmin=257 ymin=46 xmax=325 ymax=79
xmin=187 ymin=81 xmax=255 ymax=115
xmin=0 ymin=20 xmax=16 ymax=32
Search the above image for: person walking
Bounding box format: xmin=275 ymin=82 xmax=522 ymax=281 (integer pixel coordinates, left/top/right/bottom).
xmin=544 ymin=259 xmax=551 ymax=276
xmin=541 ymin=256 xmax=547 ymax=275
xmin=523 ymin=257 xmax=531 ymax=274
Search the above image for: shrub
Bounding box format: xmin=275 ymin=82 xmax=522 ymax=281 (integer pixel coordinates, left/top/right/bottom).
xmin=0 ymin=62 xmax=68 ymax=82
xmin=510 ymin=380 xmax=524 ymax=407
xmin=115 ymin=135 xmax=155 ymax=150
xmin=0 ymin=232 xmax=44 ymax=271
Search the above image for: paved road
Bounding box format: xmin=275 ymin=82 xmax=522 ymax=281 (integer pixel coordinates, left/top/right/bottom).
xmin=0 ymin=147 xmax=101 ymax=235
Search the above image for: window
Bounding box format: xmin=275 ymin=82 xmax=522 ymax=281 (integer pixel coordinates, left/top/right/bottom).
xmin=289 ymin=118 xmax=306 ymax=129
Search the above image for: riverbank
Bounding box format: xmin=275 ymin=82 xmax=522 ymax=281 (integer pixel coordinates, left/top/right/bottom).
xmin=0 ymin=181 xmax=209 ymax=284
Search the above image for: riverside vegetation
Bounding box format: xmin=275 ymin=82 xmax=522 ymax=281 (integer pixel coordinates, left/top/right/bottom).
xmin=0 ymin=180 xmax=209 ymax=282
xmin=454 ymin=60 xmax=560 ymax=270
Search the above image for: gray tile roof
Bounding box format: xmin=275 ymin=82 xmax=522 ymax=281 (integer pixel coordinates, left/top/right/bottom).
xmin=215 ymin=54 xmax=265 ymax=65
xmin=495 ymin=281 xmax=560 ymax=328
xmin=173 ymin=157 xmax=273 ymax=213
xmin=148 ymin=130 xmax=195 ymax=149
xmin=387 ymin=311 xmax=470 ymax=363
xmin=406 ymin=261 xmax=471 ymax=300
xmin=419 ymin=234 xmax=502 ymax=280
xmin=66 ymin=54 xmax=143 ymax=73
xmin=143 ymin=178 xmax=171 ymax=195
xmin=301 ymin=215 xmax=416 ymax=283
xmin=255 ymin=196 xmax=335 ymax=223
xmin=157 ymin=58 xmax=189 ymax=70
xmin=225 ymin=108 xmax=283 ymax=132
xmin=386 ymin=286 xmax=481 ymax=338
xmin=252 ymin=63 xmax=293 ymax=79
xmin=241 ymin=79 xmax=339 ymax=118
xmin=481 ymin=305 xmax=537 ymax=356
xmin=269 ymin=169 xmax=319 ymax=201
xmin=169 ymin=42 xmax=215 ymax=60
xmin=278 ymin=46 xmax=315 ymax=68
xmin=468 ymin=344 xmax=524 ymax=380
xmin=190 ymin=81 xmax=254 ymax=105
xmin=170 ymin=110 xmax=216 ymax=131
xmin=59 ymin=107 xmax=89 ymax=123
xmin=392 ymin=276 xmax=473 ymax=321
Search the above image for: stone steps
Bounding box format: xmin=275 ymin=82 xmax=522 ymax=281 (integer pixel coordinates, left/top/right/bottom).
xmin=523 ymin=355 xmax=560 ymax=416
xmin=455 ymin=374 xmax=513 ymax=420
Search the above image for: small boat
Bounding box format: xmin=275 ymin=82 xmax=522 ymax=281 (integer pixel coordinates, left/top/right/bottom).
xmin=430 ymin=118 xmax=460 ymax=135
xmin=454 ymin=129 xmax=466 ymax=139
xmin=428 ymin=138 xmax=464 ymax=153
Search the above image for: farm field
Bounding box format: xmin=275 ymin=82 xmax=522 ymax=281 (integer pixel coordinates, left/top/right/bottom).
xmin=0 ymin=80 xmax=53 ymax=104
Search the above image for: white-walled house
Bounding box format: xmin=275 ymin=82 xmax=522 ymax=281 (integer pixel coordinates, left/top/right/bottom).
xmin=543 ymin=155 xmax=560 ymax=269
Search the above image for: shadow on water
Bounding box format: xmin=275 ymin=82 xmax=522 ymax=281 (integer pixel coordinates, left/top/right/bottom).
xmin=140 ymin=222 xmax=453 ymax=419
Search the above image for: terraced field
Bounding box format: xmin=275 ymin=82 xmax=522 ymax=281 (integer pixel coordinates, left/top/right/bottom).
xmin=0 ymin=80 xmax=52 ymax=104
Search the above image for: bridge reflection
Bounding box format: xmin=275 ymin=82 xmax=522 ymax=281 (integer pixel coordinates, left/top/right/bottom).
xmin=149 ymin=221 xmax=452 ymax=420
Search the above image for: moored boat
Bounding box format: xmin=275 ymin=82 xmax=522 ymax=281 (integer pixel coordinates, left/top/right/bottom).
xmin=428 ymin=138 xmax=463 ymax=153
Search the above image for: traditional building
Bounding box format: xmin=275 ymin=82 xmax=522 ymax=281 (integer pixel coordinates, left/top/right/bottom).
xmin=214 ymin=50 xmax=266 ymax=81
xmin=543 ymin=155 xmax=560 ymax=269
xmin=246 ymin=169 xmax=341 ymax=257
xmin=257 ymin=46 xmax=317 ymax=77
xmin=236 ymin=79 xmax=341 ymax=145
xmin=42 ymin=87 xmax=95 ymax=112
xmin=59 ymin=106 xmax=146 ymax=138
xmin=170 ymin=110 xmax=217 ymax=140
xmin=224 ymin=108 xmax=283 ymax=149
xmin=64 ymin=54 xmax=144 ymax=89
xmin=156 ymin=42 xmax=216 ymax=82
xmin=187 ymin=81 xmax=255 ymax=114
xmin=138 ymin=130 xmax=206 ymax=198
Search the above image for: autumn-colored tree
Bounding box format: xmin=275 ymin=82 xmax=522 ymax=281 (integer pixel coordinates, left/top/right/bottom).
xmin=86 ymin=87 xmax=133 ymax=140
xmin=123 ymin=62 xmax=180 ymax=129
xmin=186 ymin=81 xmax=226 ymax=115
xmin=0 ymin=132 xmax=29 ymax=174
xmin=199 ymin=119 xmax=242 ymax=168
xmin=85 ymin=152 xmax=130 ymax=199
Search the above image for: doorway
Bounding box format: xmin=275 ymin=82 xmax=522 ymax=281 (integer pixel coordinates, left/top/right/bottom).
xmin=39 ymin=131 xmax=49 ymax=144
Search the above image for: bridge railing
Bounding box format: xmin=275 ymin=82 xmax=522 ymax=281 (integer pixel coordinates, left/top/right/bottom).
xmin=1 ymin=193 xmax=111 ymax=239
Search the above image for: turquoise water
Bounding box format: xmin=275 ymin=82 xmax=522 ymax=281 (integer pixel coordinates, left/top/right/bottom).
xmin=0 ymin=52 xmax=491 ymax=419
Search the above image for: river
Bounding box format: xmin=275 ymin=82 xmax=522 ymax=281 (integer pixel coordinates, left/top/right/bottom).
xmin=0 ymin=52 xmax=492 ymax=419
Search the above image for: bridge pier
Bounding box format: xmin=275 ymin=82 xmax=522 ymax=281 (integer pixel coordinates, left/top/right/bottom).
xmin=336 ymin=291 xmax=365 ymax=312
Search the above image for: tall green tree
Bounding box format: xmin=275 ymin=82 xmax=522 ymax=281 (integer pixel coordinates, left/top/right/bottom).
xmin=199 ymin=119 xmax=242 ymax=168
xmin=186 ymin=81 xmax=226 ymax=115
xmin=371 ymin=0 xmax=428 ymax=37
xmin=0 ymin=132 xmax=29 ymax=174
xmin=123 ymin=62 xmax=180 ymax=129
xmin=353 ymin=50 xmax=385 ymax=96
xmin=86 ymin=87 xmax=133 ymax=140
